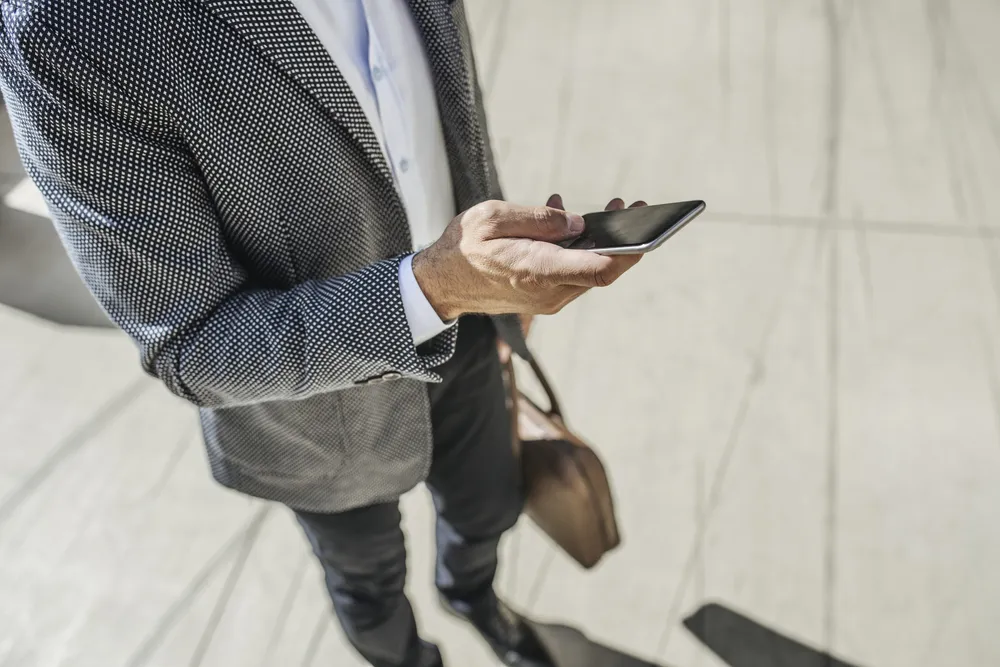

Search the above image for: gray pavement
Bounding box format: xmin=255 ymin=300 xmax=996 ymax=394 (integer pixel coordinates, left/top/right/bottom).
xmin=2 ymin=1 xmax=1000 ymax=666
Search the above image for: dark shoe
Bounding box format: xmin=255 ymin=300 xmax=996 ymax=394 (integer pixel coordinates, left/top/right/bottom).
xmin=386 ymin=637 xmax=441 ymax=667
xmin=440 ymin=590 xmax=554 ymax=667
xmin=411 ymin=640 xmax=444 ymax=667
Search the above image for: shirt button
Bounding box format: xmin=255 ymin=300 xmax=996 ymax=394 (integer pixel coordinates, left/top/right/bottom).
xmin=399 ymin=158 xmax=410 ymax=173
xmin=372 ymin=66 xmax=384 ymax=82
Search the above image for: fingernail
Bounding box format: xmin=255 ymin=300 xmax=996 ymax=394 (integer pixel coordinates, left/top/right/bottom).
xmin=568 ymin=213 xmax=585 ymax=233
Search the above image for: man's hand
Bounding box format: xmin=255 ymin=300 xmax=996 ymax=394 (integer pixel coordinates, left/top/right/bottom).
xmin=412 ymin=196 xmax=644 ymax=322
xmin=518 ymin=195 xmax=647 ymax=338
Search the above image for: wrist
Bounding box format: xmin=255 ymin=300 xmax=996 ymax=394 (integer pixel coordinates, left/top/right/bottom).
xmin=411 ymin=247 xmax=465 ymax=322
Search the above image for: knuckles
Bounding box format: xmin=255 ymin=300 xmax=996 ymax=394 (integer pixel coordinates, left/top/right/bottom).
xmin=531 ymin=205 xmax=560 ymax=228
xmin=475 ymin=199 xmax=505 ymax=223
xmin=593 ymin=260 xmax=631 ymax=288
xmin=593 ymin=266 xmax=613 ymax=287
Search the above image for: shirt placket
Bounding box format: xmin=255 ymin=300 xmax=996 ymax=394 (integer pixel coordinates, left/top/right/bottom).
xmin=361 ymin=1 xmax=433 ymax=249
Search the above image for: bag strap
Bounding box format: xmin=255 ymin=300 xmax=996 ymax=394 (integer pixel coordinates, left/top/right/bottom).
xmin=503 ymin=357 xmax=522 ymax=460
xmin=501 ymin=349 xmax=563 ymax=421
xmin=524 ymin=355 xmax=563 ymax=420
xmin=492 ymin=315 xmax=563 ymax=418
xmin=491 ymin=314 xmax=533 ymax=361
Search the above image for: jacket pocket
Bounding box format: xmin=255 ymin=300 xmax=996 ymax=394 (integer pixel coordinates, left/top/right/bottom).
xmin=200 ymin=391 xmax=348 ymax=479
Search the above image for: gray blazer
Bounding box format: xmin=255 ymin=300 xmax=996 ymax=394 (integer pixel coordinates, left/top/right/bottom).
xmin=0 ymin=0 xmax=525 ymax=512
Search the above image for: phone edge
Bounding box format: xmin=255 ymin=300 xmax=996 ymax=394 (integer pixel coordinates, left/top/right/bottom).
xmin=588 ymin=200 xmax=706 ymax=255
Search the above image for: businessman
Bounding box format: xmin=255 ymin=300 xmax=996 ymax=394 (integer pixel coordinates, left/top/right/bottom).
xmin=0 ymin=1 xmax=643 ymax=665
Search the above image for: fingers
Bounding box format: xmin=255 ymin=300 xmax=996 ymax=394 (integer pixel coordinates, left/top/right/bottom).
xmin=532 ymin=242 xmax=642 ymax=288
xmin=530 ymin=285 xmax=588 ymax=315
xmin=482 ymin=197 xmax=641 ymax=244
xmin=481 ymin=200 xmax=584 ymax=242
xmin=549 ymin=194 xmax=641 ymax=211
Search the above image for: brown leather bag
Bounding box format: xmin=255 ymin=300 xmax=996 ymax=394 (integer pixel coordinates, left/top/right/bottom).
xmin=499 ymin=349 xmax=621 ymax=569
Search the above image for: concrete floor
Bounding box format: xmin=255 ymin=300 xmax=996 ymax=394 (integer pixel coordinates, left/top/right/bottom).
xmin=2 ymin=1 xmax=1000 ymax=666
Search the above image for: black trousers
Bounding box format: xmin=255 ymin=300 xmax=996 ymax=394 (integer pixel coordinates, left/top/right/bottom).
xmin=294 ymin=316 xmax=523 ymax=667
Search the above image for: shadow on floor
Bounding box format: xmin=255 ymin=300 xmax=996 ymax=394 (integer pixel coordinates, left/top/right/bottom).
xmin=526 ymin=620 xmax=669 ymax=667
xmin=684 ymin=603 xmax=864 ymax=667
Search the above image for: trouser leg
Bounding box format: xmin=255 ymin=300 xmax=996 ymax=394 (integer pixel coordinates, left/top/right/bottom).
xmin=295 ymin=503 xmax=439 ymax=667
xmin=425 ymin=316 xmax=524 ymax=604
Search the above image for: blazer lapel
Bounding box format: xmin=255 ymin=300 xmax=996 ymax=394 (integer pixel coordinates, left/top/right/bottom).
xmin=197 ymin=0 xmax=395 ymax=187
xmin=405 ymin=0 xmax=490 ymax=200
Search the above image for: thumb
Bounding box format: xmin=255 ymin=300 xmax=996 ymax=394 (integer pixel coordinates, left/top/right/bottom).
xmin=491 ymin=204 xmax=585 ymax=242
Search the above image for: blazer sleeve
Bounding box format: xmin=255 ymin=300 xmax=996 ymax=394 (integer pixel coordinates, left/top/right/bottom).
xmin=0 ymin=10 xmax=458 ymax=408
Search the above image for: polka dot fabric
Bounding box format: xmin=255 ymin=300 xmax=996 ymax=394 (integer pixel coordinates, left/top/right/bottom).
xmin=0 ymin=0 xmax=515 ymax=513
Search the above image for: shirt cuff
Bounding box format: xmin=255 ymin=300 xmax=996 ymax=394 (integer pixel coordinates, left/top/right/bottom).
xmin=398 ymin=253 xmax=456 ymax=346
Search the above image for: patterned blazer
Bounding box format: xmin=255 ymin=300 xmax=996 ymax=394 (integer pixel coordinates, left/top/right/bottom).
xmin=0 ymin=0 xmax=525 ymax=512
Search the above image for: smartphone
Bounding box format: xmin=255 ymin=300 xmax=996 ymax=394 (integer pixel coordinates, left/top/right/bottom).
xmin=561 ymin=200 xmax=706 ymax=255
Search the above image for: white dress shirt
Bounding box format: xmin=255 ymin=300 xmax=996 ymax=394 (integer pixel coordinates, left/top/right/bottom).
xmin=291 ymin=0 xmax=457 ymax=345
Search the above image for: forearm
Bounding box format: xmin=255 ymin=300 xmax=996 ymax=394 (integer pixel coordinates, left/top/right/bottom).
xmin=398 ymin=253 xmax=457 ymax=346
xmin=147 ymin=256 xmax=458 ymax=407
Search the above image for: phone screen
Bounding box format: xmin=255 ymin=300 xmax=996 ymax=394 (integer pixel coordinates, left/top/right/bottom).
xmin=565 ymin=200 xmax=705 ymax=250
